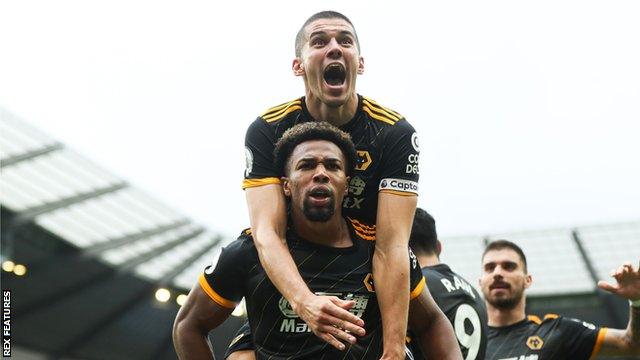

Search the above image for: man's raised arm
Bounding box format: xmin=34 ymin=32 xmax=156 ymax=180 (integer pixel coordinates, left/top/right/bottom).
xmin=375 ymin=192 xmax=417 ymax=359
xmin=245 ymin=184 xmax=364 ymax=350
xmin=596 ymin=262 xmax=640 ymax=357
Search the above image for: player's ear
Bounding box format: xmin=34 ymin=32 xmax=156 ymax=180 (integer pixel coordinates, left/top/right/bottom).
xmin=436 ymin=240 xmax=442 ymax=257
xmin=524 ymin=274 xmax=532 ymax=289
xmin=282 ymin=177 xmax=292 ymax=197
xmin=292 ymin=58 xmax=305 ymax=76
xmin=357 ymin=56 xmax=364 ymax=75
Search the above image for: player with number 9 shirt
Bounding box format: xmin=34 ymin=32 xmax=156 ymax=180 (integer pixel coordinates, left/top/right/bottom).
xmin=408 ymin=208 xmax=488 ymax=360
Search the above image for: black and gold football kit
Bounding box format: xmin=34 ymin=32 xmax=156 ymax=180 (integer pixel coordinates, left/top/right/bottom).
xmin=410 ymin=264 xmax=489 ymax=360
xmin=243 ymin=95 xmax=420 ymax=229
xmin=230 ymin=95 xmax=420 ymax=357
xmin=200 ymin=219 xmax=425 ymax=360
xmin=486 ymin=314 xmax=607 ymax=360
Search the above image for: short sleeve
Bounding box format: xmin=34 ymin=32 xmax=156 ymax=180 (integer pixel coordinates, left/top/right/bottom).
xmin=242 ymin=118 xmax=281 ymax=189
xmin=377 ymin=119 xmax=420 ymax=196
xmin=559 ymin=317 xmax=606 ymax=358
xmin=200 ymin=238 xmax=249 ymax=308
xmin=409 ymin=247 xmax=426 ymax=299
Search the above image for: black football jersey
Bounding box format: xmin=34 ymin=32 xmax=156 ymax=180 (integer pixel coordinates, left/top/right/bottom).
xmin=243 ymin=95 xmax=420 ymax=228
xmin=409 ymin=264 xmax=489 ymax=360
xmin=486 ymin=314 xmax=607 ymax=360
xmin=200 ymin=218 xmax=425 ymax=360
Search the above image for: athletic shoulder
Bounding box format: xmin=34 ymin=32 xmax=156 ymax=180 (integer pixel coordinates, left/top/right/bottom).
xmin=258 ymin=98 xmax=304 ymax=124
xmin=230 ymin=228 xmax=258 ymax=252
xmin=360 ymin=96 xmax=418 ymax=155
xmin=244 ymin=99 xmax=304 ymax=184
xmin=547 ymin=314 xmax=601 ymax=332
xmin=199 ymin=230 xmax=257 ymax=308
xmin=212 ymin=228 xmax=257 ymax=262
xmin=360 ymin=96 xmax=408 ymax=127
xmin=424 ymin=264 xmax=484 ymax=303
xmin=527 ymin=313 xmax=564 ymax=325
xmin=527 ymin=313 xmax=576 ymax=327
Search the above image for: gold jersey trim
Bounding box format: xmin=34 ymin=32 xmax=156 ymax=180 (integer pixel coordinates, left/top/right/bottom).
xmin=262 ymin=100 xmax=303 ymax=122
xmin=363 ymin=97 xmax=403 ymax=119
xmin=362 ymin=98 xmax=402 ymax=122
xmin=527 ymin=315 xmax=542 ymax=325
xmin=589 ymin=328 xmax=608 ymax=360
xmin=199 ymin=273 xmax=236 ymax=309
xmin=261 ymin=99 xmax=301 ymax=117
xmin=379 ymin=189 xmax=418 ymax=197
xmin=362 ymin=106 xmax=396 ymax=125
xmin=242 ymin=177 xmax=281 ymax=189
xmin=410 ymin=276 xmax=426 ymax=299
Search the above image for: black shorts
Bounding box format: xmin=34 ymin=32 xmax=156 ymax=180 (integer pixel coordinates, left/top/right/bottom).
xmin=224 ymin=321 xmax=254 ymax=359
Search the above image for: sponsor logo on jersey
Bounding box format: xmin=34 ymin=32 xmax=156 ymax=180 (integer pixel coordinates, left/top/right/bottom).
xmin=406 ymin=153 xmax=419 ymax=174
xmin=244 ymin=147 xmax=253 ymax=177
xmin=343 ymin=196 xmax=364 ymax=209
xmin=348 ymin=176 xmax=366 ymax=196
xmin=355 ymin=150 xmax=372 ymax=171
xmin=379 ymin=178 xmax=419 ymax=194
xmin=278 ymin=292 xmax=370 ymax=333
xmin=498 ymin=356 xmax=538 ymax=360
xmin=411 ymin=132 xmax=419 ymax=152
xmin=278 ymin=297 xmax=299 ymax=318
xmin=279 ymin=318 xmax=313 ymax=333
xmin=526 ymin=336 xmax=544 ymax=350
xmin=204 ymin=265 xmax=214 ymax=275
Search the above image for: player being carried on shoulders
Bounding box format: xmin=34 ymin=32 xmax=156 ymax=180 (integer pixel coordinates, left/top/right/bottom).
xmin=239 ymin=10 xmax=421 ymax=360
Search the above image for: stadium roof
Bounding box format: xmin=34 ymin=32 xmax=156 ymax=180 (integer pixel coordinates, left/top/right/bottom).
xmin=1 ymin=107 xmax=229 ymax=291
xmin=1 ymin=108 xmax=242 ymax=359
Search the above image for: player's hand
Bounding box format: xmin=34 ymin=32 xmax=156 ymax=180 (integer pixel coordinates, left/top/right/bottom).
xmin=597 ymin=261 xmax=640 ymax=301
xmin=292 ymin=294 xmax=366 ymax=350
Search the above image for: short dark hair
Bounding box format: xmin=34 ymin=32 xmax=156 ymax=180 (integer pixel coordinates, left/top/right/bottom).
xmin=274 ymin=122 xmax=357 ymax=177
xmin=408 ymin=208 xmax=439 ymax=256
xmin=295 ymin=10 xmax=361 ymax=57
xmin=483 ymin=240 xmax=528 ymax=273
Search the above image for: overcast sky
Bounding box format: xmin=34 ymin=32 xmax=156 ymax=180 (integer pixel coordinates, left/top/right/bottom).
xmin=1 ymin=0 xmax=639 ymax=239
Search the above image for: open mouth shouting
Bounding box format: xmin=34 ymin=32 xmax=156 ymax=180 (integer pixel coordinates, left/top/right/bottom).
xmin=307 ymin=186 xmax=333 ymax=207
xmin=323 ymin=63 xmax=346 ymax=88
xmin=303 ymin=186 xmax=336 ymax=222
